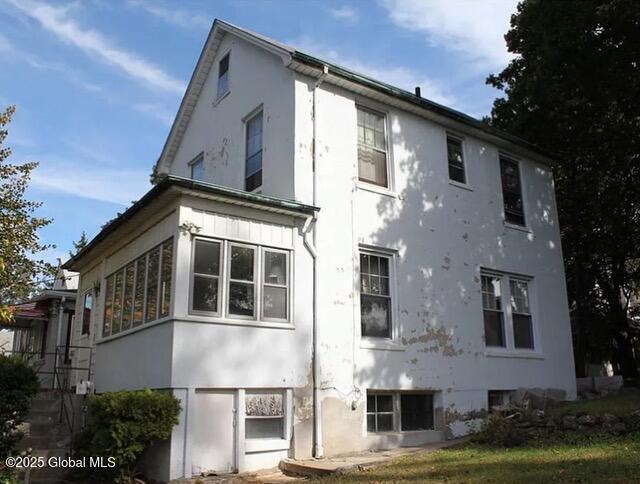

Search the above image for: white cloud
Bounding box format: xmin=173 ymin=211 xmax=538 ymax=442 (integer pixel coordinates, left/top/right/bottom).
xmin=380 ymin=0 xmax=518 ymax=70
xmin=133 ymin=102 xmax=175 ymax=126
xmin=0 ymin=33 xmax=104 ymax=93
xmin=6 ymin=0 xmax=186 ymax=94
xmin=128 ymin=0 xmax=210 ymax=30
xmin=290 ymin=37 xmax=457 ymax=107
xmin=330 ymin=6 xmax=359 ymax=21
xmin=30 ymin=157 xmax=151 ymax=206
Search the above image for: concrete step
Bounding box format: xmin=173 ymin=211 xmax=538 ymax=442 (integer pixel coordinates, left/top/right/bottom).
xmin=26 ymin=421 xmax=67 ymax=436
xmin=27 ymin=409 xmax=60 ymax=423
xmin=30 ymin=398 xmax=61 ymax=412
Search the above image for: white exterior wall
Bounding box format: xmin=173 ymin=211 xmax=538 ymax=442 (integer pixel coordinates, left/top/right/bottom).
xmin=168 ymin=33 xmax=295 ymax=200
xmin=293 ymin=77 xmax=576 ymax=454
xmin=74 ymin=193 xmax=314 ymax=480
xmin=72 ymin=30 xmax=577 ymax=478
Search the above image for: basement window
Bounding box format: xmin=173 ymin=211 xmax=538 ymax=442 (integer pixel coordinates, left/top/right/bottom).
xmin=488 ymin=390 xmax=514 ymax=412
xmin=367 ymin=391 xmax=434 ymax=433
xmin=245 ymin=391 xmax=284 ymax=439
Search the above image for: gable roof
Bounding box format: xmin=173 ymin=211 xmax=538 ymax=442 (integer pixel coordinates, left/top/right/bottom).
xmin=154 ymin=19 xmax=558 ymax=177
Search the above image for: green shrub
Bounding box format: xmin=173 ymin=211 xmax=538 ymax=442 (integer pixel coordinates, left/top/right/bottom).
xmin=0 ymin=354 xmax=40 ymax=460
xmin=471 ymin=414 xmax=529 ymax=447
xmin=73 ymin=389 xmax=181 ymax=483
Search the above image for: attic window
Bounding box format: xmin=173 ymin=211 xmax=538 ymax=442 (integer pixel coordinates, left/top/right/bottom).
xmin=217 ymin=53 xmax=230 ymax=99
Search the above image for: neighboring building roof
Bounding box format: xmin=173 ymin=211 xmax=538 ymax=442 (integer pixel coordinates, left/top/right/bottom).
xmin=63 ymin=175 xmax=319 ymax=272
xmin=154 ymin=19 xmax=559 ymax=176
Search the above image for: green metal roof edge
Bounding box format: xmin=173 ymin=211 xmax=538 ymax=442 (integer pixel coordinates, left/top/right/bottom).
xmin=63 ymin=175 xmax=318 ymax=271
xmin=291 ymin=51 xmax=560 ymax=163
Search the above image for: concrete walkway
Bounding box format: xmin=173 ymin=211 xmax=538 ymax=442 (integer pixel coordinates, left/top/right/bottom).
xmin=170 ymin=438 xmax=468 ymax=483
xmin=279 ymin=438 xmax=468 ymax=479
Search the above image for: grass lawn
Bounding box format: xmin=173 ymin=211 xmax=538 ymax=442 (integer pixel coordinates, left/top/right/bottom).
xmin=311 ymin=391 xmax=640 ymax=483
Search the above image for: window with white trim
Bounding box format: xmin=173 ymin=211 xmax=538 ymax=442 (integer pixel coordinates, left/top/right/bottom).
xmin=103 ymin=238 xmax=173 ymax=337
xmin=190 ymin=238 xmax=291 ymax=323
xmin=245 ymin=391 xmax=284 ymax=439
xmin=481 ymin=271 xmax=535 ymax=350
xmin=447 ymin=135 xmax=466 ymax=184
xmin=217 ymin=53 xmax=230 ymax=99
xmin=481 ymin=274 xmax=505 ymax=347
xmin=81 ymin=292 xmax=92 ymax=335
xmin=366 ymin=391 xmax=434 ymax=433
xmin=357 ymin=106 xmax=389 ymax=188
xmin=245 ymin=111 xmax=263 ymax=192
xmin=510 ymin=279 xmax=534 ymax=349
xmin=190 ymin=153 xmax=204 ymax=181
xmin=500 ymin=155 xmax=525 ymax=226
xmin=366 ymin=393 xmax=394 ymax=432
xmin=359 ymin=252 xmax=392 ymax=338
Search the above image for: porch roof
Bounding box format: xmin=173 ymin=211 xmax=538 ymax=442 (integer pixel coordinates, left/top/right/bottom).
xmin=63 ymin=175 xmax=319 ymax=272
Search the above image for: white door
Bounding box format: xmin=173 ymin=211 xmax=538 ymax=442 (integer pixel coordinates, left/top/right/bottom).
xmin=191 ymin=391 xmax=236 ymax=475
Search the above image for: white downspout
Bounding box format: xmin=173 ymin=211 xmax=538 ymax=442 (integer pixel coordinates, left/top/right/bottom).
xmin=54 ymin=296 xmax=66 ymax=389
xmin=308 ymin=65 xmax=328 ymax=459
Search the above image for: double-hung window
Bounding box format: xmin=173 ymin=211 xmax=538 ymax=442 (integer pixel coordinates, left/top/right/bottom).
xmin=510 ymin=279 xmax=534 ymax=349
xmin=217 ymin=53 xmax=230 ymax=99
xmin=481 ymin=271 xmax=535 ymax=350
xmin=359 ymin=252 xmax=392 ymax=338
xmin=245 ymin=111 xmax=263 ymax=192
xmin=81 ymin=292 xmax=92 ymax=335
xmin=447 ymin=135 xmax=466 ymax=184
xmin=192 ymin=240 xmax=222 ymax=314
xmin=190 ymin=152 xmax=204 ymax=181
xmin=103 ymin=239 xmax=173 ymax=338
xmin=500 ymin=156 xmax=525 ymax=226
xmin=481 ymin=274 xmax=505 ymax=347
xmin=191 ymin=238 xmax=291 ymax=323
xmin=228 ymin=244 xmax=256 ymax=318
xmin=245 ymin=391 xmax=284 ymax=439
xmin=357 ymin=106 xmax=389 ymax=188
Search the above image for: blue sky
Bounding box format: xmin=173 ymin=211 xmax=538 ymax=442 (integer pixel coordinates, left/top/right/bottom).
xmin=0 ymin=0 xmax=518 ymax=265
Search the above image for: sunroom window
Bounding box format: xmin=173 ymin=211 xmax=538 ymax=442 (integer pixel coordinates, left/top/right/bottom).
xmin=190 ymin=238 xmax=290 ymax=323
xmin=102 ymin=238 xmax=173 ymax=337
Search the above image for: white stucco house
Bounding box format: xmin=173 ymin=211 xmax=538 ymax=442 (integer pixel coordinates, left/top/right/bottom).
xmin=64 ymin=19 xmax=576 ymax=481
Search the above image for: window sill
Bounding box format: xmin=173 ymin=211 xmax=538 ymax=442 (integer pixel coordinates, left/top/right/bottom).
xmin=356 ymin=182 xmax=398 ymax=199
xmin=212 ymin=90 xmax=230 ymax=107
xmin=485 ymin=349 xmax=544 ymax=360
xmin=179 ymin=314 xmax=295 ymax=330
xmin=449 ymin=180 xmax=474 ymax=192
xmin=245 ymin=438 xmax=289 ymax=453
xmin=504 ymin=222 xmax=532 ymax=234
xmin=360 ymin=339 xmax=405 ymax=351
xmin=96 ymin=316 xmax=172 ymax=344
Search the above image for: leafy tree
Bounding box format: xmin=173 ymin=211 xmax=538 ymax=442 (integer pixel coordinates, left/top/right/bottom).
xmin=69 ymin=230 xmax=89 ymax=258
xmin=487 ymin=0 xmax=640 ymax=378
xmin=0 ymin=106 xmax=56 ymax=324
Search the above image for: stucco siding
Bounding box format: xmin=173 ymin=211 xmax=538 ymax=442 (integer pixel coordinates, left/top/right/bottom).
xmin=168 ymin=33 xmax=295 ymax=200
